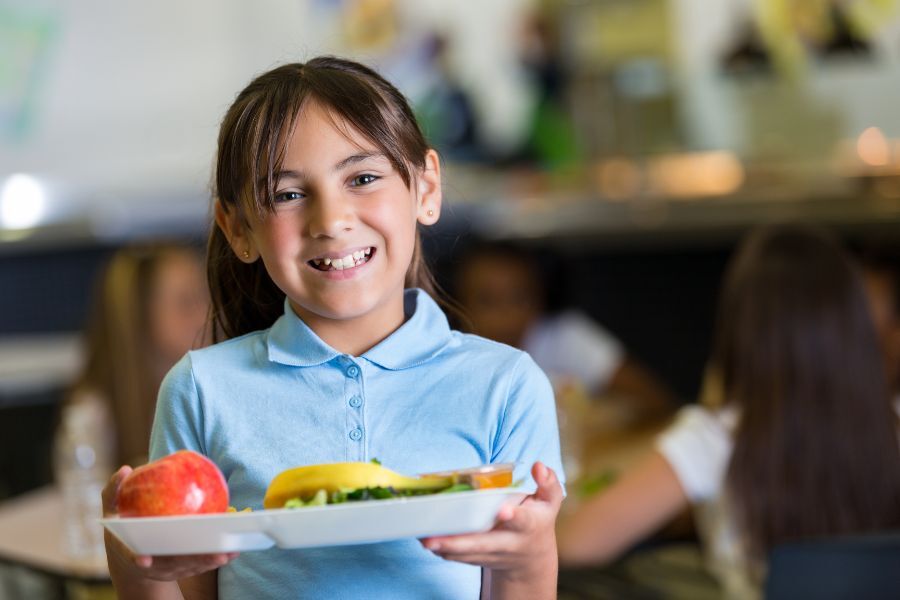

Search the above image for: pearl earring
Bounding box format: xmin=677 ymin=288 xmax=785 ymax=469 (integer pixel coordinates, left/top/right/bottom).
xmin=427 ymin=209 xmax=434 ymax=217
xmin=242 ymin=250 xmax=250 ymax=259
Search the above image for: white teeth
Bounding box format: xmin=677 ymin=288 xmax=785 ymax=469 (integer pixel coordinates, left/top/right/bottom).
xmin=315 ymin=249 xmax=372 ymax=271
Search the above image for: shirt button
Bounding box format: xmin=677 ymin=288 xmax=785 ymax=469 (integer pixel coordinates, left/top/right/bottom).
xmin=349 ymin=428 xmax=363 ymax=441
xmin=346 ymin=365 xmax=360 ymax=378
xmin=349 ymin=396 xmax=362 ymax=408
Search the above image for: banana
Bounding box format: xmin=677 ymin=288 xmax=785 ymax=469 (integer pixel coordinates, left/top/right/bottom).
xmin=263 ymin=462 xmax=452 ymax=509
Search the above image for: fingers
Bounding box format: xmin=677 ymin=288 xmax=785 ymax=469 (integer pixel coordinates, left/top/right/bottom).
xmin=490 ymin=463 xmax=563 ymax=535
xmin=422 ymin=531 xmax=519 ymax=557
xmin=133 ymin=554 xmax=153 ymax=569
xmin=134 ymin=553 xmax=238 ymax=581
xmin=530 ymin=462 xmax=563 ymax=509
xmin=418 ymin=461 xmax=564 ymax=573
xmin=102 ymin=465 xmax=133 ymax=517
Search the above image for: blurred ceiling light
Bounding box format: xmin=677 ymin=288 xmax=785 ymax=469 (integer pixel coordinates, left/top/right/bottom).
xmin=0 ymin=174 xmax=46 ymax=230
xmin=650 ymin=152 xmax=744 ymax=198
xmin=857 ymin=127 xmax=890 ymax=167
xmin=595 ymin=158 xmax=641 ymax=200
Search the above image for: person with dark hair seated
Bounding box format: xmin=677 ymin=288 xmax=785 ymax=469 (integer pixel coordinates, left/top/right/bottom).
xmin=557 ymin=224 xmax=900 ymax=598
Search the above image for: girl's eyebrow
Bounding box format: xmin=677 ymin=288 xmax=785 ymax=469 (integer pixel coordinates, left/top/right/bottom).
xmin=272 ymin=169 xmax=303 ymax=184
xmin=270 ymin=153 xmax=387 ymax=185
xmin=333 ymin=152 xmax=385 ymax=171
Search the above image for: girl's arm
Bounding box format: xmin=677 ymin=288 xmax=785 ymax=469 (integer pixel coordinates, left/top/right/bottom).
xmin=556 ymin=450 xmax=689 ymax=566
xmin=103 ymin=467 xmax=232 ymax=600
xmin=178 ymin=571 xmax=218 ymax=600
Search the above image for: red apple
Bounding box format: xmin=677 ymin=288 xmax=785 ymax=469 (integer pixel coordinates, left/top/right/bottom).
xmin=116 ymin=450 xmax=229 ymax=517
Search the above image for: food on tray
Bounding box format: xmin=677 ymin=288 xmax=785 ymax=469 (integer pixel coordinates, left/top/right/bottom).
xmin=116 ymin=450 xmax=229 ymax=517
xmin=423 ymin=464 xmax=515 ymax=490
xmin=263 ymin=460 xmax=514 ymax=509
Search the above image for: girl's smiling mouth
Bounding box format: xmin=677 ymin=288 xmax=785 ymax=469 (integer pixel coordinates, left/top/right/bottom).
xmin=308 ymin=247 xmax=374 ymax=272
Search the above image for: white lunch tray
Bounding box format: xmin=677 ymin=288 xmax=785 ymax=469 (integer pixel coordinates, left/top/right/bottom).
xmin=101 ymin=488 xmax=525 ymax=556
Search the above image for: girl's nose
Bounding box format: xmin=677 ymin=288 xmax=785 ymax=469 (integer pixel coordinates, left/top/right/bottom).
xmin=307 ymin=192 xmax=354 ymax=238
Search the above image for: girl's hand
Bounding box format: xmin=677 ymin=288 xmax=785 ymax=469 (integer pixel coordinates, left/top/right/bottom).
xmin=420 ymin=462 xmax=563 ymax=598
xmin=102 ymin=466 xmax=238 ymax=583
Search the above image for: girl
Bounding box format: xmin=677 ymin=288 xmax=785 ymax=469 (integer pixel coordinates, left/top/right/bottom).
xmin=66 ymin=242 xmax=208 ymax=467
xmin=103 ymin=57 xmax=564 ymax=600
xmin=557 ymin=224 xmax=900 ymax=598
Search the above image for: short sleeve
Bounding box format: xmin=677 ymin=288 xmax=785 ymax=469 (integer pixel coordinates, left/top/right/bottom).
xmin=524 ymin=311 xmax=624 ymax=393
xmin=655 ymin=405 xmax=732 ymax=502
xmin=149 ymin=353 xmax=206 ymax=461
xmin=492 ymin=353 xmax=566 ymax=494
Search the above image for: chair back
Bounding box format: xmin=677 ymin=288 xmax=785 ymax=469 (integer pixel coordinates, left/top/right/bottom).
xmin=765 ymin=531 xmax=900 ymax=600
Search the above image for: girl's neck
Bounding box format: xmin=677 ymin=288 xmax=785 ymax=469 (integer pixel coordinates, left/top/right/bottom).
xmin=290 ymin=298 xmax=407 ymax=357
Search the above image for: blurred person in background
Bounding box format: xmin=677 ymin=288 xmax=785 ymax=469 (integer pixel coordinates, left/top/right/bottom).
xmin=62 ymin=242 xmax=209 ymax=468
xmin=557 ymin=224 xmax=900 ymax=598
xmin=453 ymin=240 xmax=676 ymax=481
xmin=453 ymin=239 xmax=675 ymax=419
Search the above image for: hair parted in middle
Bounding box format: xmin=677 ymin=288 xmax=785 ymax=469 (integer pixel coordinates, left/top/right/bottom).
xmin=208 ymin=56 xmax=442 ymax=341
xmin=713 ymin=223 xmax=900 ymax=559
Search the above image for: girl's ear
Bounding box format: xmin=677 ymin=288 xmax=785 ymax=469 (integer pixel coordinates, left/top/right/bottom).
xmin=214 ymin=201 xmax=258 ymax=263
xmin=416 ymin=149 xmax=442 ymax=225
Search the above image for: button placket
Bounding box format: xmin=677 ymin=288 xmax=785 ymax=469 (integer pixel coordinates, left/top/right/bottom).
xmin=343 ymin=358 xmax=365 ymax=460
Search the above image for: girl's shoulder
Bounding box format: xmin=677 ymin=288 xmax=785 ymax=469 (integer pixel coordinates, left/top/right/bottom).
xmin=182 ymin=328 xmax=271 ymax=369
xmin=446 ymin=330 xmax=549 ymax=380
xmin=449 ymin=330 xmax=530 ymax=361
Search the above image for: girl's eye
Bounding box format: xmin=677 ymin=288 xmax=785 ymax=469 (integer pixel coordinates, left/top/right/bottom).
xmin=351 ymin=174 xmax=379 ymax=187
xmin=274 ymin=191 xmax=304 ymax=203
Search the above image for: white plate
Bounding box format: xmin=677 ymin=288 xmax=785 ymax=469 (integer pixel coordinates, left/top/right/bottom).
xmin=101 ymin=488 xmax=525 ymax=556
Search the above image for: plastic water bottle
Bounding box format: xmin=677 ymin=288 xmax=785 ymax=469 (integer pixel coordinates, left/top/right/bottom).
xmin=554 ymin=378 xmax=588 ymax=483
xmin=53 ymin=400 xmax=113 ymax=563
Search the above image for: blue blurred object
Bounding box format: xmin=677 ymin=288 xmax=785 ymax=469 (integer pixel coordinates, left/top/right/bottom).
xmin=765 ymin=531 xmax=900 ymax=600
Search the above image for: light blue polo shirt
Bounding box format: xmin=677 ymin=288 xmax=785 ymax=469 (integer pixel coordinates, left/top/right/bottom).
xmin=150 ymin=288 xmax=564 ymax=600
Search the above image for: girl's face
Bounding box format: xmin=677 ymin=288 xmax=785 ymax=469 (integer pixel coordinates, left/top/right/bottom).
xmin=220 ymin=101 xmax=441 ymax=337
xmin=149 ymin=250 xmax=210 ymax=365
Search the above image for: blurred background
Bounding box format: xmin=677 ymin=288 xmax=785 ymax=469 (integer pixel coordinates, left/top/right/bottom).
xmin=2 ymin=0 xmax=900 ymax=596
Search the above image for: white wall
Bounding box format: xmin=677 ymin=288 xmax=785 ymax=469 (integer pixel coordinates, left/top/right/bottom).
xmin=1 ymin=0 xmax=330 ymax=235
xmin=0 ymin=0 xmax=536 ymax=238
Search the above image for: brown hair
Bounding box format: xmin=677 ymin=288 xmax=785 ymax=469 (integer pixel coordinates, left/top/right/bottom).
xmin=68 ymin=243 xmax=204 ymax=465
xmin=713 ymin=224 xmax=900 ymax=559
xmin=208 ymin=56 xmax=446 ymax=341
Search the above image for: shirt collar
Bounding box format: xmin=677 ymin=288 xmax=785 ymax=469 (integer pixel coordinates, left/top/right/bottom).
xmin=266 ymin=289 xmax=453 ymax=370
xmin=266 ymin=298 xmax=341 ymax=367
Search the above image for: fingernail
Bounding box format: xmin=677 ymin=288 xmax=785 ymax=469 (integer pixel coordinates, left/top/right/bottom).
xmin=426 ymin=541 xmax=441 ymax=551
